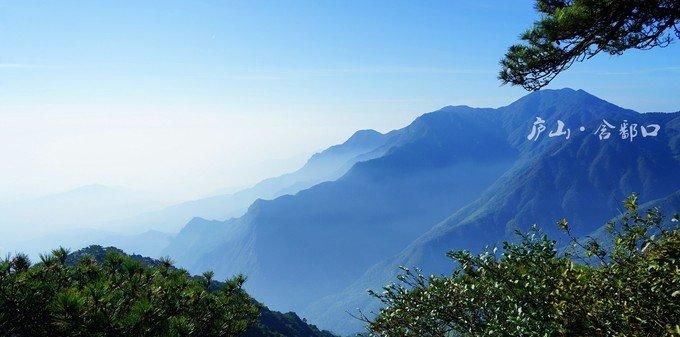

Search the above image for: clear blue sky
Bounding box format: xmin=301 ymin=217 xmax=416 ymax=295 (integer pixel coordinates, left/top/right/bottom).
xmin=0 ymin=0 xmax=678 ymax=200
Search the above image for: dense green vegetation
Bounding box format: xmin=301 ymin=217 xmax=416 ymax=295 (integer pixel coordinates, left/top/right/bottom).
xmin=0 ymin=244 xmax=336 ymax=337
xmin=366 ymin=195 xmax=680 ymax=336
xmin=0 ymin=247 xmax=256 ymax=337
xmin=500 ymin=0 xmax=680 ymax=90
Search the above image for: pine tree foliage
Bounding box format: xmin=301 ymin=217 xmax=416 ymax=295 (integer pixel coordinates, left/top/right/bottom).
xmin=500 ymin=0 xmax=680 ymax=90
xmin=0 ymin=248 xmax=258 ymax=337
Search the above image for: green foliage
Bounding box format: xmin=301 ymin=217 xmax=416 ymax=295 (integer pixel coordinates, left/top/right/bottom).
xmin=367 ymin=194 xmax=680 ymax=336
xmin=500 ymin=0 xmax=680 ymax=90
xmin=0 ymin=248 xmax=258 ymax=337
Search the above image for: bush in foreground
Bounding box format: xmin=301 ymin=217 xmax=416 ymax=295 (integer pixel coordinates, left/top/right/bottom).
xmin=366 ymin=195 xmax=680 ymax=336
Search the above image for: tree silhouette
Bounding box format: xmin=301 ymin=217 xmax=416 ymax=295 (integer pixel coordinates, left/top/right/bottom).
xmin=500 ymin=0 xmax=680 ymax=90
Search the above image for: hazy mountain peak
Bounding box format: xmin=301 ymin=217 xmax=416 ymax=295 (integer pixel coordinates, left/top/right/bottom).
xmin=495 ymin=88 xmax=641 ymax=147
xmin=343 ymin=129 xmax=383 ymax=146
xmin=505 ymin=87 xmax=627 ymax=114
xmin=439 ymin=104 xmax=474 ymax=110
xmin=310 ymin=129 xmax=387 ymax=160
xmin=407 ymin=105 xmax=485 ymax=127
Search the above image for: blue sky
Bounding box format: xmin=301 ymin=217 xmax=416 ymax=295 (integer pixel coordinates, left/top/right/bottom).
xmin=0 ymin=0 xmax=678 ymax=200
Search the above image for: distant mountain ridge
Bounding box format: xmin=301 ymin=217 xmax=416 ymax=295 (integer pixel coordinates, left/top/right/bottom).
xmin=157 ymin=89 xmax=679 ymax=335
xmin=164 ymin=102 xmax=521 ymax=311
xmin=304 ymin=89 xmax=680 ymax=333
xmin=20 ymin=89 xmax=678 ymax=336
xmin=0 ymin=184 xmax=165 ymax=234
xmin=9 ymin=228 xmax=174 ymax=260
xmin=0 ymin=184 xmax=169 ymax=257
xmin=109 ymin=128 xmax=392 ymax=235
xmin=1 ymin=121 xmax=395 ymax=261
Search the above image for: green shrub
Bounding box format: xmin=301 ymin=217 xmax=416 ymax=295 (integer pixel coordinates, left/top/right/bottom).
xmin=367 ymin=195 xmax=680 ymax=336
xmin=0 ymin=249 xmax=258 ymax=337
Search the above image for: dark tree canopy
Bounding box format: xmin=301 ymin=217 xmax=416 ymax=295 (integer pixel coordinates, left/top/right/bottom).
xmin=500 ymin=0 xmax=680 ymax=91
xmin=0 ymin=249 xmax=258 ymax=337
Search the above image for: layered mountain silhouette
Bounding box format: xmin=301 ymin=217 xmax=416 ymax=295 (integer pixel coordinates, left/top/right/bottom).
xmin=44 ymin=88 xmax=678 ymax=335
xmin=0 ymin=184 xmax=170 ymax=258
xmin=1 ymin=129 xmax=394 ymax=260
xmin=163 ymin=102 xmax=521 ymax=311
xmin=109 ymin=129 xmax=391 ymax=235
xmin=303 ymin=89 xmax=680 ymax=333
xmin=0 ymin=184 xmax=165 ymax=236
xmin=9 ymin=228 xmax=174 ymax=260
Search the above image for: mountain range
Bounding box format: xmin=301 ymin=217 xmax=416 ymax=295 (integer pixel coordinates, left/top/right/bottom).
xmin=163 ymin=103 xmax=519 ymax=311
xmin=108 ymin=128 xmax=391 ymax=234
xmin=305 ymin=90 xmax=680 ymax=333
xmin=6 ymin=88 xmax=678 ymax=335
xmin=1 ymin=129 xmax=390 ymax=258
xmin=158 ymin=89 xmax=680 ymax=334
xmin=0 ymin=185 xmax=172 ymax=257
